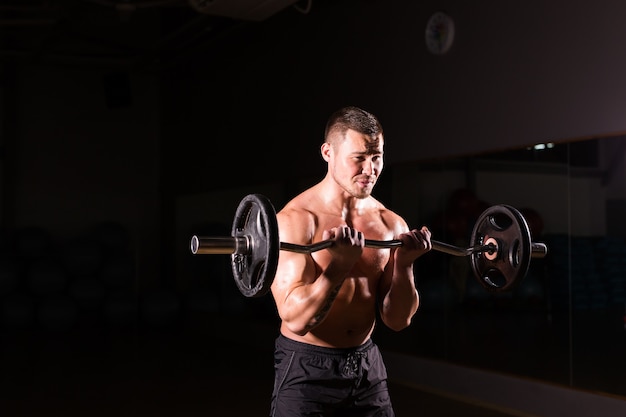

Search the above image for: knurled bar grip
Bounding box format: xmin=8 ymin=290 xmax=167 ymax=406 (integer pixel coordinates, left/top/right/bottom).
xmin=190 ymin=235 xmax=548 ymax=258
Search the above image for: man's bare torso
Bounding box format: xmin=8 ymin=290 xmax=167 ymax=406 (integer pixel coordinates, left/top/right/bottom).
xmin=276 ymin=188 xmax=401 ymax=348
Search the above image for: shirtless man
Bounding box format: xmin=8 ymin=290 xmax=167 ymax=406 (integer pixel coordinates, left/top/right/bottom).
xmin=269 ymin=106 xmax=432 ymax=416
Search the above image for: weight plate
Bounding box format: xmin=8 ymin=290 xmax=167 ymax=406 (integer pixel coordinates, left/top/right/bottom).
xmin=231 ymin=194 xmax=279 ymax=298
xmin=469 ymin=204 xmax=532 ymax=292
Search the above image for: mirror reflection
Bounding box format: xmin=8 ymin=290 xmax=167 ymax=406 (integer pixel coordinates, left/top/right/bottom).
xmin=372 ymin=135 xmax=626 ymax=397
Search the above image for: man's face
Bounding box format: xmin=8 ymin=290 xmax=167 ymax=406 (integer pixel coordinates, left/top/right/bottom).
xmin=327 ymin=128 xmax=384 ymax=199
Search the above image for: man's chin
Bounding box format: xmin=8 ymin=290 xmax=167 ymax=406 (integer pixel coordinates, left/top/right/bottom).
xmin=353 ymin=188 xmax=373 ymax=199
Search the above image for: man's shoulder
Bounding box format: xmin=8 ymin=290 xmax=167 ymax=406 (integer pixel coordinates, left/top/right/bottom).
xmin=375 ymin=204 xmax=409 ymax=232
xmin=276 ymin=197 xmax=319 ymax=243
xmin=277 ymin=195 xmax=318 ymax=226
xmin=279 ymin=188 xmax=320 ymax=212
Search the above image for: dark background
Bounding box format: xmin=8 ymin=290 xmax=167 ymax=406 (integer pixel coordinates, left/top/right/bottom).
xmin=1 ymin=0 xmax=625 ymax=415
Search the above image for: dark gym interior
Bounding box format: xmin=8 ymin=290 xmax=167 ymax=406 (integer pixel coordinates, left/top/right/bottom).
xmin=1 ymin=1 xmax=626 ymax=416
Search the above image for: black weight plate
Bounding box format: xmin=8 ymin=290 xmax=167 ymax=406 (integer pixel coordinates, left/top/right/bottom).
xmin=231 ymin=194 xmax=279 ymax=298
xmin=469 ymin=204 xmax=532 ymax=292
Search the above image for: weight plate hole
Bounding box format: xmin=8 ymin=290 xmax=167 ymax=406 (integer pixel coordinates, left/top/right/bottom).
xmin=489 ymin=213 xmax=513 ymax=231
xmin=511 ymin=239 xmax=520 ymax=267
xmin=483 ymin=269 xmax=507 ymax=288
xmin=250 ymin=268 xmax=260 ymax=288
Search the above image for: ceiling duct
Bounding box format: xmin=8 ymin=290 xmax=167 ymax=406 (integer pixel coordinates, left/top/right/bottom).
xmin=188 ymin=0 xmax=298 ymax=21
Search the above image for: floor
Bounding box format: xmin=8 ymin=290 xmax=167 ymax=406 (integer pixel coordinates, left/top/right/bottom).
xmin=3 ymin=288 xmax=624 ymax=417
xmin=0 ymin=324 xmax=523 ymax=417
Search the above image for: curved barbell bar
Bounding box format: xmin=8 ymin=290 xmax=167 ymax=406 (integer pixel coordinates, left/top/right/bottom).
xmin=190 ymin=235 xmax=548 ymax=258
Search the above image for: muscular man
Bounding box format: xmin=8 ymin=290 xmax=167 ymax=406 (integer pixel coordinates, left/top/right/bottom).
xmin=269 ymin=106 xmax=432 ymax=416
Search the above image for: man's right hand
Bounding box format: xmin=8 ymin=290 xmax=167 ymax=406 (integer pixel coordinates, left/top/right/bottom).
xmin=322 ymin=226 xmax=364 ymax=271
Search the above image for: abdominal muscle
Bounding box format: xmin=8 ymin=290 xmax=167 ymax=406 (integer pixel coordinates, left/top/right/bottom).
xmin=280 ymin=251 xmax=385 ymax=348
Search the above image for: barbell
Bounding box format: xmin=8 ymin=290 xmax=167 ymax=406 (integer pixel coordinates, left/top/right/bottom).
xmin=190 ymin=194 xmax=548 ymax=298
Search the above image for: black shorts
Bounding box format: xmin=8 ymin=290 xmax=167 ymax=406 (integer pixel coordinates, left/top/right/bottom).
xmin=270 ymin=334 xmax=395 ymax=417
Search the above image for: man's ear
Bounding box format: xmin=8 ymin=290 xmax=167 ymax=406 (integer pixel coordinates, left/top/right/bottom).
xmin=321 ymin=142 xmax=331 ymax=162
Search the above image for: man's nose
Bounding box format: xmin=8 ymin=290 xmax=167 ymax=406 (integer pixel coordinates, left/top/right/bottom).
xmin=363 ymin=161 xmax=374 ymax=175
xmin=362 ymin=160 xmax=374 ymax=175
